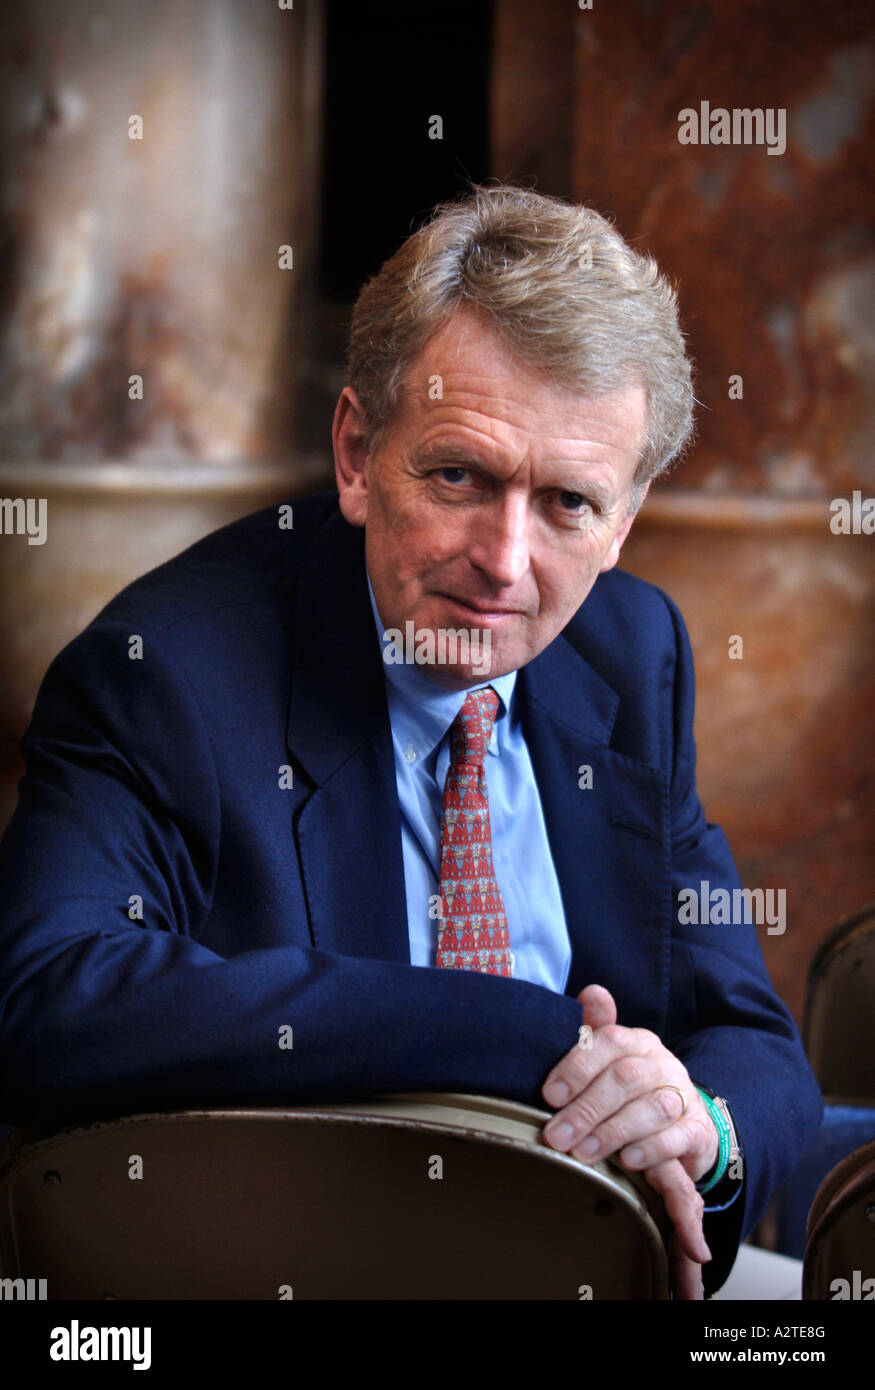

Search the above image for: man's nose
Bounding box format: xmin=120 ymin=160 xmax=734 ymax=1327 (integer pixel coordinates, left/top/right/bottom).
xmin=467 ymin=496 xmax=531 ymax=587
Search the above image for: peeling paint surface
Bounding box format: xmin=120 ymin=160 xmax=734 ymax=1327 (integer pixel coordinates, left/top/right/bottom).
xmin=0 ymin=0 xmax=320 ymax=462
xmin=570 ymin=0 xmax=874 ymax=492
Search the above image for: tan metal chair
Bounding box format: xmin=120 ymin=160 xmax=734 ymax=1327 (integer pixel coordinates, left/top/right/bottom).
xmin=0 ymin=1093 xmax=671 ymax=1299
xmin=803 ymin=900 xmax=875 ymax=1105
xmin=802 ymin=1138 xmax=875 ymax=1300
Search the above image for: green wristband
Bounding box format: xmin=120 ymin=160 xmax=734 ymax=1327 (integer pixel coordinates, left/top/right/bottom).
xmin=695 ymin=1087 xmax=732 ymax=1195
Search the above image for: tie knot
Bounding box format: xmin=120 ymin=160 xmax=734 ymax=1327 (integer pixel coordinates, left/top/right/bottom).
xmin=450 ymin=687 xmax=500 ymax=766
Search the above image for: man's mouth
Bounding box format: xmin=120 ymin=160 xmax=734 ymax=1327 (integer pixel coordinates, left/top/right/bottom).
xmin=437 ymin=593 xmax=523 ymax=622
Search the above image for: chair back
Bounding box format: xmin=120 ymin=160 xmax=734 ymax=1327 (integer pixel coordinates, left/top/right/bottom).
xmin=0 ymin=1093 xmax=671 ymax=1299
xmin=804 ymin=901 xmax=875 ymax=1104
xmin=803 ymin=1138 xmax=875 ymax=1300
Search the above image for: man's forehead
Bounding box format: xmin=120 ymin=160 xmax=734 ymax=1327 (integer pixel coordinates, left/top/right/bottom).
xmin=397 ymin=313 xmax=647 ymax=431
xmin=420 ymin=302 xmax=489 ymax=351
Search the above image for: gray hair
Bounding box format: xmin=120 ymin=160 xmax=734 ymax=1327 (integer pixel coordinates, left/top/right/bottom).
xmin=346 ymin=183 xmax=695 ymax=500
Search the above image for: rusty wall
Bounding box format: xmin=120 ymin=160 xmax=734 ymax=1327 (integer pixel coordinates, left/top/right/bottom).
xmin=0 ymin=1 xmax=323 ymax=829
xmin=493 ymin=0 xmax=875 ymax=1019
xmin=568 ymin=0 xmax=873 ymax=497
xmin=0 ymin=0 xmax=322 ymax=463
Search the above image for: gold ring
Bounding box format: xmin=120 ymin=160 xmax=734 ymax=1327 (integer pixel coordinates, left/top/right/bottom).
xmin=661 ymin=1085 xmax=688 ymax=1117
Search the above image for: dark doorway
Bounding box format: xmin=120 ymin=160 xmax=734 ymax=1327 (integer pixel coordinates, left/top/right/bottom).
xmin=301 ymin=0 xmax=493 ymax=464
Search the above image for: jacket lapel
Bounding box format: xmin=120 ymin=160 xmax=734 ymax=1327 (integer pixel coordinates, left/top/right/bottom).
xmin=286 ymin=511 xmax=411 ymax=965
xmin=520 ymin=636 xmax=671 ymax=1035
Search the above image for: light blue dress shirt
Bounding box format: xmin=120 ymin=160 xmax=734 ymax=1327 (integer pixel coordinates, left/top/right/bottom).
xmin=366 ymin=571 xmax=572 ymax=994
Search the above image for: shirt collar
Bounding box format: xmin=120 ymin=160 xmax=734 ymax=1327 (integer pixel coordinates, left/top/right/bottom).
xmin=366 ymin=567 xmax=517 ymax=759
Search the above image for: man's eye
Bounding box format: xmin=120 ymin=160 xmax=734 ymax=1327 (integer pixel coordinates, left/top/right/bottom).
xmin=559 ymin=491 xmax=593 ymax=513
xmin=438 ymin=467 xmax=470 ymax=484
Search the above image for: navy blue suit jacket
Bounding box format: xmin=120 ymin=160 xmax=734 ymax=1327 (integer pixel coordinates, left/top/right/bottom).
xmin=0 ymin=490 xmax=821 ymax=1294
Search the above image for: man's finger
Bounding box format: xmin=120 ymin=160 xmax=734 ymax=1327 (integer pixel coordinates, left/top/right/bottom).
xmin=643 ymin=1158 xmax=711 ymax=1265
xmin=541 ymin=1021 xmax=660 ymax=1111
xmin=545 ymin=1057 xmax=685 ymax=1154
xmin=563 ymin=1082 xmax=695 ymax=1163
xmin=578 ymin=983 xmax=617 ymax=1031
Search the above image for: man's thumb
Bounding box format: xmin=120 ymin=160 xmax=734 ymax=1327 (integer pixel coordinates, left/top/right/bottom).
xmin=578 ymin=983 xmax=617 ymax=1030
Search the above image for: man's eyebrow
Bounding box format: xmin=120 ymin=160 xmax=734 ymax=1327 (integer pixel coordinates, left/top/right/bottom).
xmin=410 ymin=442 xmax=490 ymax=470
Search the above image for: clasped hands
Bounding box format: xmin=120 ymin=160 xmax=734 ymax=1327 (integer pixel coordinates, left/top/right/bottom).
xmin=541 ymin=984 xmax=719 ymax=1301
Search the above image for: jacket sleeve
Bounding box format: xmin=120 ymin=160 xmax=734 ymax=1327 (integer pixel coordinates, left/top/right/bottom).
xmin=658 ymin=591 xmax=822 ymax=1294
xmin=0 ymin=617 xmax=583 ymax=1130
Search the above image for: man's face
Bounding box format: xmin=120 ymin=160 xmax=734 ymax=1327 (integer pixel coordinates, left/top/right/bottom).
xmin=334 ymin=306 xmax=649 ymax=688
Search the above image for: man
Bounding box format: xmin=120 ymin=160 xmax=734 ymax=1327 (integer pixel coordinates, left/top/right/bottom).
xmin=0 ymin=185 xmax=821 ymax=1299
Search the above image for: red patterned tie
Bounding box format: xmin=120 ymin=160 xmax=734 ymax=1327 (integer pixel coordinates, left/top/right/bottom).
xmin=435 ymin=687 xmax=513 ymax=977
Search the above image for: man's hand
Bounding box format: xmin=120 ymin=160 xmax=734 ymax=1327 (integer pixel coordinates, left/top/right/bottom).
xmin=540 ymin=984 xmax=719 ymax=1300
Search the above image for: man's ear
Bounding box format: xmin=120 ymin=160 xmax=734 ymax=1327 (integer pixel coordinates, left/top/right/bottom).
xmin=598 ymin=479 xmax=650 ymax=574
xmin=332 ymin=386 xmax=372 ymax=527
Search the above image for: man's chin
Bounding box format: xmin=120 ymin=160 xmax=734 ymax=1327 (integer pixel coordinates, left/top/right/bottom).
xmin=416 ymin=642 xmax=521 ymax=688
xmin=418 ymin=662 xmax=502 ymax=691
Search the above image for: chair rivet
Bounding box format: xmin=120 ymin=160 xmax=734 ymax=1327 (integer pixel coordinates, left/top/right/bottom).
xmin=866 ymin=1203 xmax=875 ymax=1224
xmin=43 ymin=1170 xmax=62 ymax=1188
